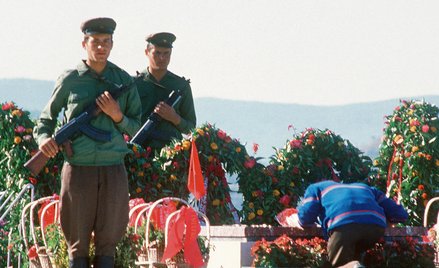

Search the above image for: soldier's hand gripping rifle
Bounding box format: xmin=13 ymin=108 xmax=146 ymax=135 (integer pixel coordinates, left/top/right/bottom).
xmin=130 ymin=90 xmax=182 ymax=145
xmin=24 ymin=82 xmax=133 ymax=176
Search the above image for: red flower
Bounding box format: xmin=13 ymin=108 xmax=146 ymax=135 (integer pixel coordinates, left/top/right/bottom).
xmin=253 ymin=143 xmax=259 ymax=154
xmin=244 ymin=158 xmax=256 ymax=169
xmin=217 ymin=129 xmax=227 ymax=140
xmin=292 ymin=167 xmax=300 ymax=175
xmin=418 ymin=184 xmax=425 ymax=191
xmin=1 ymin=102 xmax=15 ymax=111
xmin=279 ymin=195 xmax=291 ymax=206
xmin=29 ymin=177 xmax=37 ymax=185
xmin=422 ymin=124 xmax=430 ymax=133
xmin=28 ymin=245 xmax=38 ymax=260
xmin=290 ymin=139 xmax=302 ymax=149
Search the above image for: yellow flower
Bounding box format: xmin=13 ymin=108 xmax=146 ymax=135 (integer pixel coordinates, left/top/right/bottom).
xmin=252 ymin=191 xmax=258 ymax=197
xmin=410 ymin=126 xmax=417 ymax=132
xmin=137 ymin=171 xmax=144 ymax=177
xmin=411 ymin=146 xmax=419 ymax=153
xmin=208 ymin=156 xmax=214 ymax=162
xmin=14 ymin=136 xmax=21 ymax=144
xmin=235 ymin=147 xmax=241 ymax=153
xmin=435 ymin=159 xmax=439 ymax=166
xmin=212 ymin=199 xmax=220 ymax=206
xmin=169 ymin=174 xmax=177 ymax=181
xmin=257 ymin=209 xmax=263 ymax=216
xmin=11 ymin=109 xmax=22 ymax=117
xmin=273 ymin=189 xmax=280 ymax=197
xmin=407 ymin=109 xmax=414 ymax=115
xmin=136 ymin=187 xmax=142 ymax=193
xmin=373 ymin=160 xmax=379 ymax=166
xmin=196 ymin=128 xmax=205 ymax=136
xmin=290 ymin=182 xmax=295 ymax=187
xmin=277 ymin=165 xmax=284 ymax=171
xmin=248 ymin=212 xmax=256 ymax=220
xmin=182 ymin=140 xmax=191 ymax=151
xmin=248 ymin=202 xmax=254 ymax=209
xmin=393 ymin=135 xmax=403 ymax=145
xmin=210 ymin=143 xmax=218 ymax=150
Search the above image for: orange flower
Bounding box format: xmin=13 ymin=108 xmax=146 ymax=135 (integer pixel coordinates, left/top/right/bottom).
xmin=248 ymin=202 xmax=254 ymax=208
xmin=257 ymin=209 xmax=264 ymax=216
xmin=418 ymin=184 xmax=424 ymax=191
xmin=411 ymin=146 xmax=419 ymax=153
xmin=14 ymin=136 xmax=22 ymax=144
xmin=210 ymin=142 xmax=218 ymax=150
xmin=410 ymin=126 xmax=417 ymax=132
xmin=156 ymin=183 xmax=162 ymax=189
xmin=235 ymin=147 xmax=241 ymax=153
xmin=196 ymin=128 xmax=205 ymax=136
xmin=393 ymin=135 xmax=403 ymax=145
xmin=137 ymin=171 xmax=144 ymax=177
xmin=435 ymin=159 xmax=439 ymax=166
xmin=248 ymin=212 xmax=256 ymax=220
xmin=422 ymin=193 xmax=428 ymax=200
xmin=212 ymin=199 xmax=220 ymax=206
xmin=182 ymin=140 xmax=191 ymax=150
xmin=169 ymin=174 xmax=177 ymax=181
xmin=136 ymin=187 xmax=142 ymax=193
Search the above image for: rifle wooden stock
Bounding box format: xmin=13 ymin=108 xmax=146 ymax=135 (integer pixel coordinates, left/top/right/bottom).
xmin=24 ymin=151 xmax=50 ymax=176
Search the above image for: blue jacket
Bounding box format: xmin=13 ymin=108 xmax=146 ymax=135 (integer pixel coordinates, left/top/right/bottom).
xmin=297 ymin=181 xmax=408 ymax=236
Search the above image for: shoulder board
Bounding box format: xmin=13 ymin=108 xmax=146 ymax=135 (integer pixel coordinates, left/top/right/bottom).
xmin=167 ymin=71 xmax=191 ymax=84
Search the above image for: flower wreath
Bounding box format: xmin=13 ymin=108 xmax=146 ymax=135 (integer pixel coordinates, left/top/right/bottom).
xmin=372 ymin=99 xmax=439 ymax=226
xmin=125 ymin=123 xmax=251 ymax=225
xmin=238 ymin=128 xmax=372 ymax=225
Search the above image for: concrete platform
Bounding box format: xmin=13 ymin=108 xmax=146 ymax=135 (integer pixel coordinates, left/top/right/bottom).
xmin=200 ymin=225 xmax=428 ymax=268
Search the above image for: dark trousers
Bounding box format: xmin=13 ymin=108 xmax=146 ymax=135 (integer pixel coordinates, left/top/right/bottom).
xmin=60 ymin=163 xmax=129 ymax=259
xmin=328 ymin=223 xmax=384 ymax=267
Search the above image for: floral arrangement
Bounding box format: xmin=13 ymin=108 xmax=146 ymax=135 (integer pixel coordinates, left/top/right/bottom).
xmin=126 ymin=123 xmax=252 ymax=225
xmin=239 ymin=128 xmax=372 ymax=226
xmin=363 ymin=236 xmax=436 ymax=268
xmin=0 ymin=101 xmax=62 ymax=266
xmin=251 ymin=234 xmax=328 ymax=267
xmin=371 ymin=100 xmax=439 ymax=226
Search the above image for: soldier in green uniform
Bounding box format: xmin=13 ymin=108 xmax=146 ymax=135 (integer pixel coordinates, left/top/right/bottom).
xmin=135 ymin=32 xmax=196 ymax=151
xmin=33 ymin=17 xmax=141 ymax=268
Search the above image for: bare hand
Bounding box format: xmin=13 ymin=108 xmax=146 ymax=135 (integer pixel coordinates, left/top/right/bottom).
xmin=39 ymin=137 xmax=60 ymax=158
xmin=154 ymin=102 xmax=181 ymax=125
xmin=96 ymin=91 xmax=123 ymax=123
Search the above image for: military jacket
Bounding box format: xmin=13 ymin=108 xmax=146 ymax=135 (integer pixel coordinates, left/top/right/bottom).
xmin=135 ymin=69 xmax=196 ymax=150
xmin=34 ymin=60 xmax=141 ymax=166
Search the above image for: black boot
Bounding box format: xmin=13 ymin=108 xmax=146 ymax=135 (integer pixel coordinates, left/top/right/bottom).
xmin=93 ymin=256 xmax=115 ymax=268
xmin=69 ymin=257 xmax=89 ymax=268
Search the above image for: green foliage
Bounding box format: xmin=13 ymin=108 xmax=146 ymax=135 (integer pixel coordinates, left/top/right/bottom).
xmin=372 ymin=100 xmax=439 ymax=225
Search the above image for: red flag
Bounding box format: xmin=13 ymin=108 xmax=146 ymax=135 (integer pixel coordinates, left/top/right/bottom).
xmin=187 ymin=140 xmax=206 ymax=200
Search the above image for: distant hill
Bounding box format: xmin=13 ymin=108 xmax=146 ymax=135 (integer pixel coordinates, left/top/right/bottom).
xmin=2 ymin=78 xmax=439 ymax=159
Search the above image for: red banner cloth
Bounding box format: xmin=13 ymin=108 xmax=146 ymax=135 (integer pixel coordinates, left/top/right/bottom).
xmin=38 ymin=194 xmax=59 ymax=227
xmin=187 ymin=140 xmax=206 ymax=200
xmin=162 ymin=206 xmax=204 ymax=267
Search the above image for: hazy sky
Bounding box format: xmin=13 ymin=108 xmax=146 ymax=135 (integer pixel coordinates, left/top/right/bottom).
xmin=1 ymin=0 xmax=439 ymax=105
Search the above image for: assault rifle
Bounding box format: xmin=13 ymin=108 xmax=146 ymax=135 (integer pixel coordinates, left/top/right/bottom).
xmin=25 ymin=81 xmax=133 ymax=176
xmin=130 ymin=89 xmax=182 ymax=145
